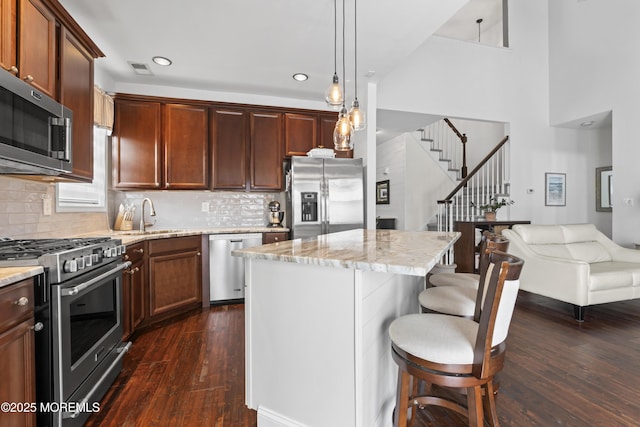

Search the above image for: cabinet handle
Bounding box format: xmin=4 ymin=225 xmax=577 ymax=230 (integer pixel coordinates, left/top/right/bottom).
xmin=6 ymin=65 xmax=18 ymax=74
xmin=127 ymin=267 xmax=140 ymax=275
xmin=133 ymin=248 xmax=144 ymax=254
xmin=123 ymin=254 xmax=130 ymax=260
xmin=23 ymin=74 xmax=34 ymax=82
xmin=197 ymin=252 xmax=201 ymax=256
xmin=14 ymin=296 xmax=29 ymax=306
xmin=31 ymin=322 xmax=44 ymax=332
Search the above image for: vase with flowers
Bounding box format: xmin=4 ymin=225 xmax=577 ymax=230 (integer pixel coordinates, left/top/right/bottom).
xmin=477 ymin=197 xmax=514 ymax=221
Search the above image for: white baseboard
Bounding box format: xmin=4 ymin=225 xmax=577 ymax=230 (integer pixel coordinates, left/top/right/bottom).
xmin=258 ymin=406 xmax=308 ymax=427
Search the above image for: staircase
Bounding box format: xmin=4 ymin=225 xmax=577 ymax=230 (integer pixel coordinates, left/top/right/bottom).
xmin=419 ymin=118 xmax=511 ymax=264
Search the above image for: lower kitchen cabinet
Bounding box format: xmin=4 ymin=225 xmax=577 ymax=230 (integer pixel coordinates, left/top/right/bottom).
xmin=148 ymin=236 xmax=202 ymax=319
xmin=0 ymin=278 xmax=36 ymax=427
xmin=122 ymin=242 xmax=147 ymax=340
xmin=263 ymin=232 xmax=289 ymax=244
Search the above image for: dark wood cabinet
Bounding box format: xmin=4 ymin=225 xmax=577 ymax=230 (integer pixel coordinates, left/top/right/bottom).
xmin=0 ymin=0 xmax=17 ymax=74
xmin=113 ymin=94 xmax=350 ymax=191
xmin=454 ymin=220 xmax=530 ymax=273
xmin=284 ymin=113 xmax=317 ymax=156
xmin=263 ymin=231 xmax=288 ymax=244
xmin=19 ymin=0 xmax=56 ymax=98
xmin=113 ymin=99 xmax=162 ymax=189
xmin=210 ymin=107 xmax=248 ymax=190
xmin=318 ymin=113 xmax=336 ymax=148
xmin=148 ymin=236 xmax=202 ymax=319
xmin=0 ymin=278 xmax=35 ymax=427
xmin=250 ymin=111 xmax=282 ymax=190
xmin=122 ymin=242 xmax=146 ymax=340
xmin=164 ymin=103 xmax=209 ymax=189
xmin=59 ymin=27 xmax=94 ymax=181
xmin=211 ymin=108 xmax=283 ymax=191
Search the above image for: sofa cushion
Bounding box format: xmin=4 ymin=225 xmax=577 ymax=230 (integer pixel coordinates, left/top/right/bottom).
xmin=513 ymin=224 xmax=613 ymax=263
xmin=589 ymin=262 xmax=640 ymax=291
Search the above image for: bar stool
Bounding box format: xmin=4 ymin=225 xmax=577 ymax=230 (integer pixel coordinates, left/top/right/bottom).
xmin=389 ymin=250 xmax=524 ymax=427
xmin=428 ymin=232 xmax=509 ymax=288
xmin=419 ymin=233 xmax=509 ymax=317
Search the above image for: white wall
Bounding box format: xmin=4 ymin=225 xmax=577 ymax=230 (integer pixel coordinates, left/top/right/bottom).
xmin=548 ymin=0 xmax=639 ymax=246
xmin=375 ymin=1 xmax=627 ymax=243
xmin=376 ymin=134 xmax=454 ymax=231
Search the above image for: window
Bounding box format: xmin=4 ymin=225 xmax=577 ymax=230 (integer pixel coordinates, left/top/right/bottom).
xmin=56 ymin=126 xmax=108 ymax=212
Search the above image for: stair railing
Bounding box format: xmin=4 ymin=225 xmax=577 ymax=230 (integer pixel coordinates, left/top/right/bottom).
xmin=436 ymin=135 xmax=510 ymax=264
xmin=421 ymin=118 xmax=467 ymax=180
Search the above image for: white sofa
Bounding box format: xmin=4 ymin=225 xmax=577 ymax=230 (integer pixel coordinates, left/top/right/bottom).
xmin=502 ymin=224 xmax=640 ymax=321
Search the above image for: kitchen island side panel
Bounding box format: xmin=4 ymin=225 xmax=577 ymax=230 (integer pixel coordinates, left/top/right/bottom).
xmin=245 ymin=259 xmax=425 ymax=427
xmin=358 ymin=270 xmax=425 ymax=427
xmin=245 ymin=259 xmax=357 ymax=427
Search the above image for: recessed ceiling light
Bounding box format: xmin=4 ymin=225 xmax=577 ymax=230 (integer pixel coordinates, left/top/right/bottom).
xmin=292 ymin=73 xmax=308 ymax=81
xmin=152 ymin=56 xmax=172 ymax=66
xmin=580 ymin=121 xmax=594 ymax=127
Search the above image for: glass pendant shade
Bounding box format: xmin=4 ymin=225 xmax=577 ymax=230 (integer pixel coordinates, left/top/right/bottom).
xmin=333 ymin=106 xmax=353 ymax=151
xmin=348 ymin=98 xmax=366 ymax=131
xmin=325 ymin=73 xmax=343 ymax=108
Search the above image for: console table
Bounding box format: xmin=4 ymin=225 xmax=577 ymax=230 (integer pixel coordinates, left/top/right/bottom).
xmin=454 ymin=220 xmax=530 ymax=273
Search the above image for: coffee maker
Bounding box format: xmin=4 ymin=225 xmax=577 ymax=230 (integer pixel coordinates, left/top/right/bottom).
xmin=268 ymin=200 xmax=284 ymax=227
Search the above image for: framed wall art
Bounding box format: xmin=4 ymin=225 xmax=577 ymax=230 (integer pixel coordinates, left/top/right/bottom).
xmin=376 ymin=180 xmax=390 ymax=204
xmin=545 ymin=173 xmax=566 ymax=206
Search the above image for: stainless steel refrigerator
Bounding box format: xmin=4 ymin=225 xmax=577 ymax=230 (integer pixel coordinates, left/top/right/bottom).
xmin=287 ymin=156 xmax=364 ymax=239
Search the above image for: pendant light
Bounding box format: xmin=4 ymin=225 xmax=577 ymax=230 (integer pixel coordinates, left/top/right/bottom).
xmin=333 ymin=0 xmax=353 ymax=151
xmin=348 ymin=0 xmax=366 ymax=130
xmin=325 ymin=0 xmax=343 ymax=108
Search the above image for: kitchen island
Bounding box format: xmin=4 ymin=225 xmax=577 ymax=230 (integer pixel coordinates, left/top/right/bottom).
xmin=233 ymin=228 xmax=459 ymax=427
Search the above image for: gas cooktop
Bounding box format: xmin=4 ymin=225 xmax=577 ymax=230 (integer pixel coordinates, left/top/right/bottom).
xmin=0 ymin=237 xmax=125 ymax=283
xmin=0 ymin=237 xmax=112 ymax=261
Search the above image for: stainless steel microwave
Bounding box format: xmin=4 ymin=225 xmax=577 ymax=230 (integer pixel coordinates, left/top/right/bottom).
xmin=0 ymin=68 xmax=72 ymax=175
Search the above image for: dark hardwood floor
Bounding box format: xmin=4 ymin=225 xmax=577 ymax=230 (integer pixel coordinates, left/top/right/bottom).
xmin=87 ymin=292 xmax=640 ymax=426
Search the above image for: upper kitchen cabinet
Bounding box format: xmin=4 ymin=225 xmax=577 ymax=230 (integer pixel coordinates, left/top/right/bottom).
xmin=211 ymin=108 xmax=283 ymax=191
xmin=318 ymin=112 xmax=353 ymax=159
xmin=163 ymin=103 xmax=209 ymax=189
xmin=0 ymin=0 xmax=17 ymax=73
xmin=113 ymin=99 xmax=162 ymax=189
xmin=210 ymin=107 xmax=248 ymax=190
xmin=18 ymin=0 xmax=56 ymax=97
xmin=59 ymin=27 xmax=94 ymax=181
xmin=250 ymin=111 xmax=282 ymax=190
xmin=114 ymin=97 xmax=211 ymax=190
xmin=284 ymin=113 xmax=317 ymax=157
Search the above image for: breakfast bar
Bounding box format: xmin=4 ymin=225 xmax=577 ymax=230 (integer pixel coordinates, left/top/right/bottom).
xmin=233 ymin=229 xmax=459 ymax=427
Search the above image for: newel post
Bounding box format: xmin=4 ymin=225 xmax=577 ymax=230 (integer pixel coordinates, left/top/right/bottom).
xmin=461 ymin=133 xmax=468 ymax=178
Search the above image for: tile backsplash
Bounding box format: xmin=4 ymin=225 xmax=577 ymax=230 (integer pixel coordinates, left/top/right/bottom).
xmin=112 ymin=190 xmax=285 ymax=230
xmin=0 ymin=176 xmax=285 ymax=238
xmin=0 ymin=177 xmax=109 ymax=238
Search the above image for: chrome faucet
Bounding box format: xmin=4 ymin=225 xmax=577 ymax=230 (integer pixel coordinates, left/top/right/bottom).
xmin=140 ymin=198 xmax=156 ymax=232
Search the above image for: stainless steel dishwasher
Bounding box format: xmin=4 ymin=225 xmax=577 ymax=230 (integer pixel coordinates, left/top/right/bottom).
xmin=209 ymin=233 xmax=263 ymax=303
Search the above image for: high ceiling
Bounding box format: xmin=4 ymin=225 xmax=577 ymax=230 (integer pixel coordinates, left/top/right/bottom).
xmin=58 ymin=0 xmax=502 ymax=141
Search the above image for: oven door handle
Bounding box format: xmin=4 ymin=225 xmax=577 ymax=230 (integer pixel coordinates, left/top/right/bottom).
xmin=61 ymin=261 xmax=132 ymax=297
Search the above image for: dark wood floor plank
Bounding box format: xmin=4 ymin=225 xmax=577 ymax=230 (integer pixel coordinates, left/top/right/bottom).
xmin=86 ymin=291 xmax=640 ymax=427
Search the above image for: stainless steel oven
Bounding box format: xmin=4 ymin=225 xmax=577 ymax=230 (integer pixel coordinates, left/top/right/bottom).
xmin=0 ymin=237 xmax=130 ymax=427
xmin=51 ymin=260 xmax=130 ymax=424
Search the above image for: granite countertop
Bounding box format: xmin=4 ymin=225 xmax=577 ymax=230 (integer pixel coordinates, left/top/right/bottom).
xmin=0 ymin=266 xmax=44 ymax=288
xmin=0 ymin=227 xmax=289 ymax=286
xmin=89 ymin=227 xmax=290 ymax=245
xmin=232 ymin=228 xmax=460 ymax=277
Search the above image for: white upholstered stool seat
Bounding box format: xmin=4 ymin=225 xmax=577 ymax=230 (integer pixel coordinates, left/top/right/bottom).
xmin=429 ymin=272 xmax=479 ymax=288
xmin=389 ymin=313 xmax=478 ymax=364
xmin=418 ymin=286 xmax=476 ymax=317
